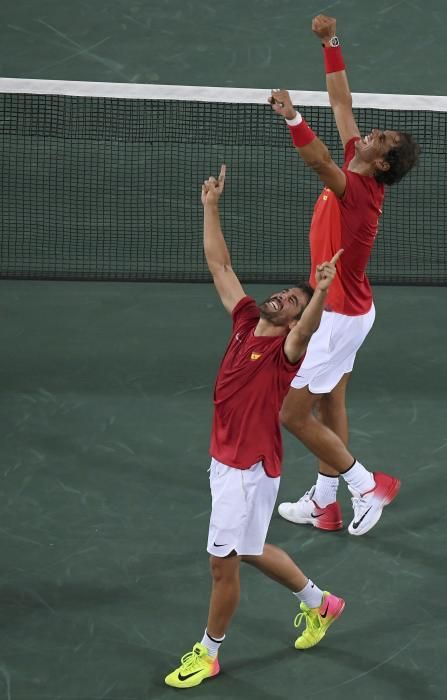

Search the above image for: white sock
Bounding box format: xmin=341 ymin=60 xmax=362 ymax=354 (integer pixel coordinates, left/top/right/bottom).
xmin=313 ymin=473 xmax=339 ymax=507
xmin=293 ymin=579 xmax=324 ymax=609
xmin=341 ymin=460 xmax=375 ymax=495
xmin=201 ymin=629 xmax=225 ymax=658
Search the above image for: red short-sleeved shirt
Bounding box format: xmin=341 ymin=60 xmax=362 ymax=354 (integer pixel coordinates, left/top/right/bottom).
xmin=209 ymin=296 xmax=302 ymax=477
xmin=309 ymin=137 xmax=385 ymax=315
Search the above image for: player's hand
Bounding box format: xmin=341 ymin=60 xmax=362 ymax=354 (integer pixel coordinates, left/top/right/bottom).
xmin=201 ymin=164 xmax=226 ymax=206
xmin=315 ymin=249 xmax=343 ymax=291
xmin=269 ymin=90 xmax=296 ymax=120
xmin=312 ymin=15 xmax=337 ymax=44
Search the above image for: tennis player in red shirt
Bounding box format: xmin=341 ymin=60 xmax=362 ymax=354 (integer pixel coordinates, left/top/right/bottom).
xmin=271 ymin=15 xmax=420 ymax=536
xmin=165 ymin=166 xmax=344 ymax=688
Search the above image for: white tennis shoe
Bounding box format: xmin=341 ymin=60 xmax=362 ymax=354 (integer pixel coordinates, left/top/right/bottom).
xmin=348 ymin=471 xmax=401 ymax=536
xmin=278 ymin=486 xmax=342 ymax=531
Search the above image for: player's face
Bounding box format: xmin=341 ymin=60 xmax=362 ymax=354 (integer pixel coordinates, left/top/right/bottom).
xmin=355 ymin=129 xmax=400 ymax=162
xmin=258 ymin=287 xmax=310 ymax=326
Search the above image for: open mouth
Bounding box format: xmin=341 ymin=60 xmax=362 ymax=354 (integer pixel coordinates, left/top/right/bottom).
xmin=362 ymin=134 xmax=372 ymax=144
xmin=267 ymin=298 xmax=282 ymax=311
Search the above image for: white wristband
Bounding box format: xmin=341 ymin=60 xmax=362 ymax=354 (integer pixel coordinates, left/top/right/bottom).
xmin=285 ymin=112 xmax=303 ymax=126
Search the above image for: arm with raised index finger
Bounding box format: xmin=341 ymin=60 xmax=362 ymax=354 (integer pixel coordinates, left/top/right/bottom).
xmin=312 ymin=14 xmax=360 ymax=148
xmin=202 ymin=165 xmax=245 ymax=314
xmin=283 ymin=249 xmax=343 ymax=363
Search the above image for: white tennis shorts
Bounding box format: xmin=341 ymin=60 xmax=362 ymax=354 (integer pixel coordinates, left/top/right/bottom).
xmin=291 ymin=304 xmax=376 ymax=394
xmin=207 ymin=458 xmax=280 ymax=558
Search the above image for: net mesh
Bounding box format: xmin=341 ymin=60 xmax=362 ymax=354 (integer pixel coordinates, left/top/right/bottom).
xmin=0 ymin=91 xmax=445 ymax=284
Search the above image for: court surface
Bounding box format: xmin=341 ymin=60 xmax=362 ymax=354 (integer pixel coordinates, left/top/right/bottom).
xmin=2 ymin=0 xmax=444 ymax=94
xmin=0 ymin=282 xmax=445 ymax=700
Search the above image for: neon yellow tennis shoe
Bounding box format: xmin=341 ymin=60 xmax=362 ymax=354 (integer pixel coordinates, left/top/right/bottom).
xmin=294 ymin=591 xmax=345 ymax=650
xmin=164 ymin=642 xmax=220 ymax=688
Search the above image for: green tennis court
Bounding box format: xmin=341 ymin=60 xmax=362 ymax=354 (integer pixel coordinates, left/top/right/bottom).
xmin=0 ymin=2 xmax=446 ymax=699
xmin=1 ymin=281 xmax=445 ymax=699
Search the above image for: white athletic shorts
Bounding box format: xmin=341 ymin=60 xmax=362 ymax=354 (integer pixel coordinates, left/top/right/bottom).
xmin=291 ymin=304 xmax=376 ymax=394
xmin=207 ymin=458 xmax=280 ymax=558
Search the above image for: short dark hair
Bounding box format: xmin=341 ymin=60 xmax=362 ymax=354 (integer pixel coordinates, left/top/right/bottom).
xmin=293 ymin=282 xmax=314 ymax=319
xmin=296 ymin=282 xmax=314 ymax=301
xmin=375 ymin=132 xmax=420 ymax=186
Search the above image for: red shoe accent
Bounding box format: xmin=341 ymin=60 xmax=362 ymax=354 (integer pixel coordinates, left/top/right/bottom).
xmin=320 ymin=593 xmax=346 ymax=620
xmin=311 ymin=501 xmax=343 ymax=531
xmin=372 ymin=472 xmax=401 ymax=505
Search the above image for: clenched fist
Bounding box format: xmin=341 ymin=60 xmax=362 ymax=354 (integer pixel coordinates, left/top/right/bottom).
xmin=312 ymin=15 xmax=337 ymax=44
xmin=268 ymin=90 xmax=296 ymax=121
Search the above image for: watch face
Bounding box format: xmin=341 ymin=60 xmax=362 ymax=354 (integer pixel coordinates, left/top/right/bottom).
xmin=329 ymin=36 xmax=340 ymax=47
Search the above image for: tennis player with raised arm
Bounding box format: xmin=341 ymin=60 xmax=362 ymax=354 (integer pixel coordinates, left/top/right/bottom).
xmin=165 ymin=165 xmax=344 ymax=688
xmin=270 ymin=15 xmax=420 ymax=536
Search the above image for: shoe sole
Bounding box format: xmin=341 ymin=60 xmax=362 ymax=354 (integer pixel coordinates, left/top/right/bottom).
xmin=278 ymin=509 xmax=343 ymax=531
xmin=165 ymin=665 xmax=220 ymax=688
xmin=348 ymin=477 xmax=401 ymax=536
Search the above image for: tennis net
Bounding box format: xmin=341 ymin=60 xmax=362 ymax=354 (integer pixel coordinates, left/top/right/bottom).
xmin=0 ymin=79 xmax=445 ymax=284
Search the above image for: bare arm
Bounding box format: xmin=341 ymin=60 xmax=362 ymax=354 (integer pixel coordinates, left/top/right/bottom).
xmin=270 ymin=90 xmax=346 ymax=197
xmin=202 ymin=165 xmax=245 ymax=314
xmin=312 ymin=14 xmax=360 ymax=148
xmin=284 ymin=250 xmax=343 ymax=363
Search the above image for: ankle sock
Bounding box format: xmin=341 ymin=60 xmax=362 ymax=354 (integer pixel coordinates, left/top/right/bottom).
xmin=313 ymin=473 xmax=339 ymax=507
xmin=341 ymin=460 xmax=375 ymax=495
xmin=293 ymin=579 xmax=324 ymax=609
xmin=201 ymin=629 xmax=225 ymax=657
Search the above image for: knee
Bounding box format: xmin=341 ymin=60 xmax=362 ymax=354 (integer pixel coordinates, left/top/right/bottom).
xmin=209 ymin=556 xmax=223 ymax=582
xmin=209 ymin=554 xmax=237 ymax=583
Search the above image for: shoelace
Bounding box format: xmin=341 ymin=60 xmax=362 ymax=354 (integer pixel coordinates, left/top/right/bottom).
xmin=294 ymin=608 xmax=319 ymax=631
xmin=351 ymin=494 xmax=369 ymax=516
xmin=300 ymin=489 xmax=313 ymax=503
xmin=179 ymin=648 xmax=203 ymax=671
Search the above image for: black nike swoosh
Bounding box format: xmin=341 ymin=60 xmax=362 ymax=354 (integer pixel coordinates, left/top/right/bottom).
xmin=213 ymin=543 xmax=227 ymax=547
xmin=352 ymin=506 xmax=372 ymax=529
xmin=320 ymin=604 xmax=330 ymax=618
xmin=178 ymin=669 xmax=201 ymax=681
xmin=310 ymin=512 xmax=322 ymax=518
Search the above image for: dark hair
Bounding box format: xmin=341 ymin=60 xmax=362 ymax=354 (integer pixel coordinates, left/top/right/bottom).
xmin=293 ymin=282 xmax=314 ymax=319
xmin=296 ymin=282 xmax=314 ymax=301
xmin=374 ymin=132 xmax=420 ymax=186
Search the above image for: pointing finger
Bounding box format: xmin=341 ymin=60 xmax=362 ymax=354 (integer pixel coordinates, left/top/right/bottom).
xmin=330 ymin=248 xmax=344 ymax=265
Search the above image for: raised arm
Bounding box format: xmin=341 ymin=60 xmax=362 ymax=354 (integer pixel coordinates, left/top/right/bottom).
xmin=202 ymin=165 xmax=245 ymax=314
xmin=284 ymin=250 xmax=343 ymax=363
xmin=312 ymin=14 xmax=360 ymax=148
xmin=270 ymin=90 xmax=346 ymax=197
